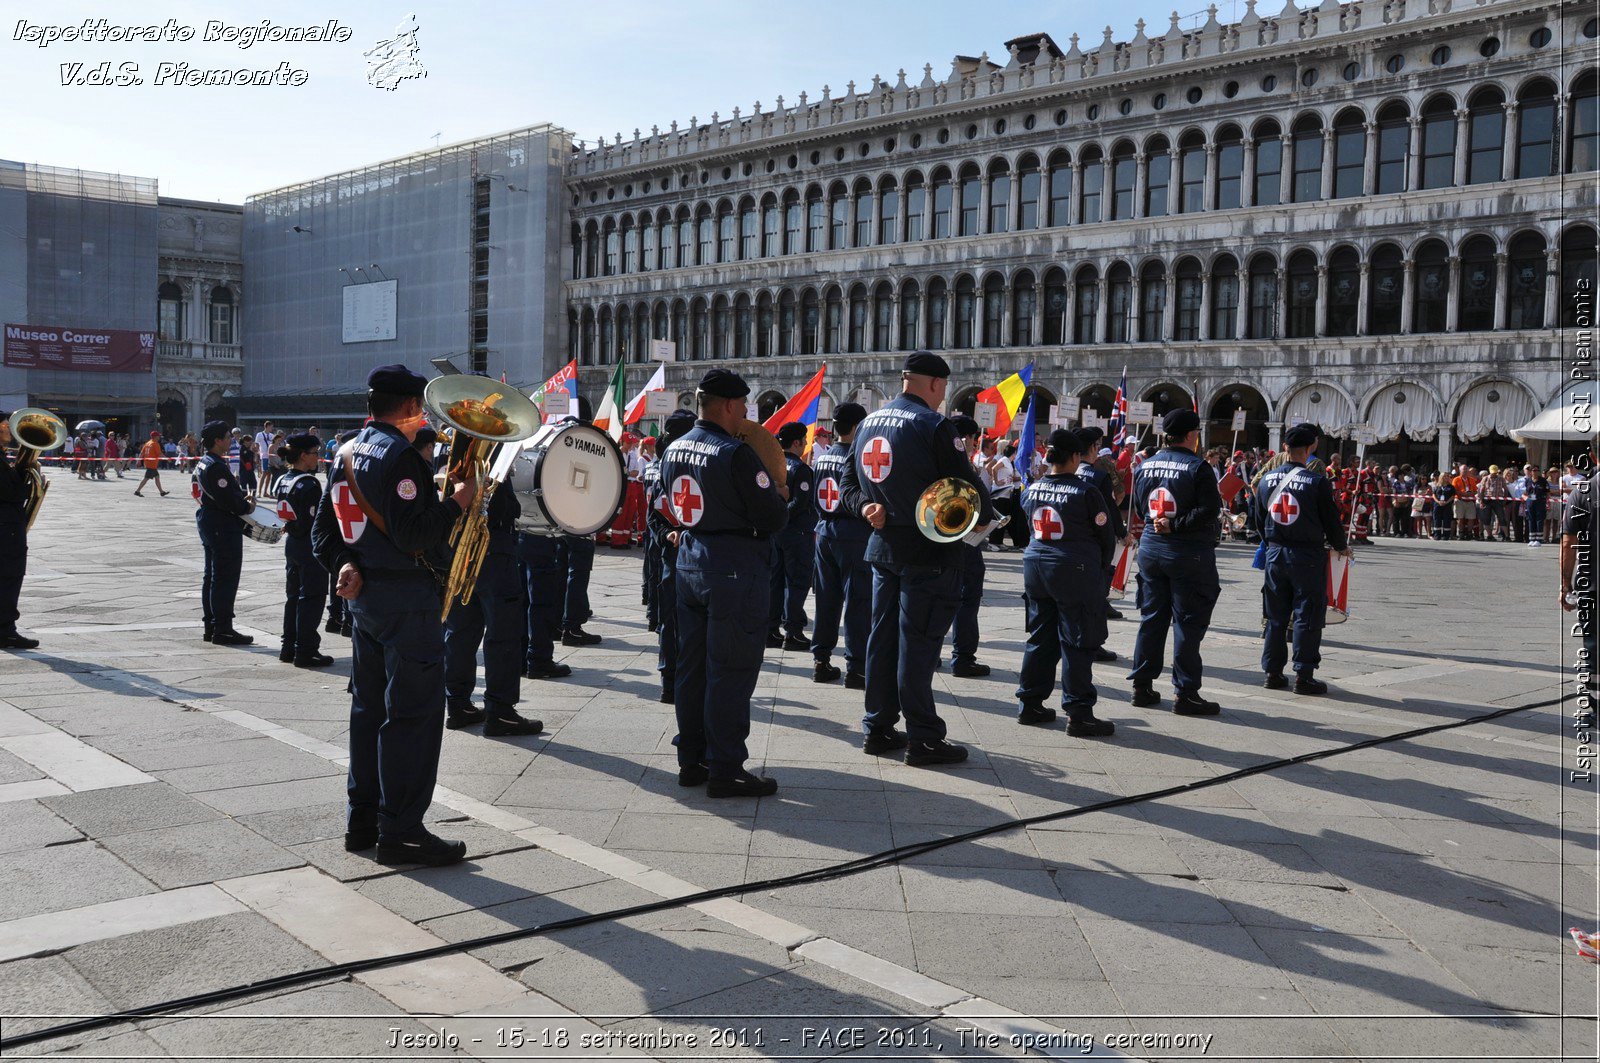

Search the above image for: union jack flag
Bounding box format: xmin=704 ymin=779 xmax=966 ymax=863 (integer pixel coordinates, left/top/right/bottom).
xmin=1108 ymin=367 xmax=1130 ymax=447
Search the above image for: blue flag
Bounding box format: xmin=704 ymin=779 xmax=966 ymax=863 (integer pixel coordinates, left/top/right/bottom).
xmin=1015 ymin=393 xmax=1037 ymax=491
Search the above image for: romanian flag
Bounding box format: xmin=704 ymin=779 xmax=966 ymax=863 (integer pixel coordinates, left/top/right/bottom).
xmin=975 ymin=363 xmax=1034 ymax=439
xmin=763 ymin=364 xmax=827 ymax=461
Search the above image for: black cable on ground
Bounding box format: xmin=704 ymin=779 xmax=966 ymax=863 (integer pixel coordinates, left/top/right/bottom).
xmin=0 ymin=694 xmax=1565 ymax=1052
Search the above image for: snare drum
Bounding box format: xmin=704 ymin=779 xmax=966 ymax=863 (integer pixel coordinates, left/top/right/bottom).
xmin=241 ymin=503 xmax=285 ymax=545
xmin=503 ymin=422 xmax=625 ymax=537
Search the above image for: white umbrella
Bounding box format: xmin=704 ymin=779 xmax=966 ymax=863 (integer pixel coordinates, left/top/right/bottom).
xmin=1513 ymin=380 xmax=1599 ymax=442
xmin=74 ymin=419 xmax=105 ymax=432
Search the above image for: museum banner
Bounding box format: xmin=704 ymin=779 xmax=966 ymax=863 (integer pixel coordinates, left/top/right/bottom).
xmin=3 ymin=324 xmax=156 ymax=373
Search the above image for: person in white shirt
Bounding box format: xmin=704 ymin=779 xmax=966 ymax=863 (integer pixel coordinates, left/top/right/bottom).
xmin=254 ymin=422 xmax=275 ymax=461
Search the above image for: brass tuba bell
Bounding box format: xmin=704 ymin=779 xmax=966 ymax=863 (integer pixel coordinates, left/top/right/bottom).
xmin=915 ymin=477 xmax=981 ymax=543
xmin=7 ymin=408 xmax=66 ymax=531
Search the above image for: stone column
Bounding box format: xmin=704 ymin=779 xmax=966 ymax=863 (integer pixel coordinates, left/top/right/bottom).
xmin=1400 ymin=260 xmax=1416 ymax=333
xmin=1241 ymin=141 xmax=1256 ymax=207
xmin=1320 ymin=127 xmax=1335 ymax=200
xmin=1279 ymin=133 xmax=1295 ymax=205
xmin=189 ymin=278 xmax=208 ymax=344
xmin=1000 ymin=285 xmax=1013 ymax=347
xmin=1555 ymin=92 xmax=1571 ymax=174
xmin=1452 ymin=108 xmax=1470 ymax=187
xmin=1198 ymin=271 xmax=1213 ymax=341
xmin=1357 ymin=263 xmax=1371 ymax=336
xmin=1266 ymin=421 xmax=1284 ymax=452
xmin=978 ymin=176 xmax=992 ymax=235
xmin=1162 ymin=273 xmax=1177 ymax=340
xmin=1502 ymin=101 xmax=1520 ymax=181
xmin=1436 ymin=423 xmax=1454 ymax=472
xmin=1093 ymin=278 xmax=1108 ymax=343
xmin=889 ymin=294 xmax=901 ymax=354
xmin=870 ymin=190 xmax=883 ymax=249
xmin=1068 ymin=163 xmax=1084 ymax=225
xmin=1133 ymin=152 xmax=1148 ymax=219
xmin=1203 ymin=144 xmax=1218 ymax=211
xmin=1273 ymin=268 xmax=1287 ymax=339
xmin=845 ymin=189 xmax=858 ymax=248
xmin=1493 ymin=252 xmax=1509 ymax=330
xmin=1236 ymin=277 xmax=1251 ymax=340
xmin=188 ymin=384 xmax=205 ymax=436
xmin=1362 ymin=122 xmax=1378 ymax=195
xmin=1407 ymin=116 xmax=1423 ymax=191
xmin=1545 ymin=247 xmax=1561 ymax=326
xmin=1039 ymin=167 xmax=1054 ymax=227
xmin=1315 ymin=264 xmax=1329 ymax=336
xmin=1063 ymin=281 xmax=1077 ymax=345
xmin=1445 ymin=256 xmax=1461 ymax=331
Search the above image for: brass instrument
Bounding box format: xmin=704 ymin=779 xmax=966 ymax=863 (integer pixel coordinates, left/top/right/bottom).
xmin=423 ymin=376 xmax=541 ymax=620
xmin=915 ymin=477 xmax=982 ymax=543
xmin=735 ymin=419 xmax=789 ymax=495
xmin=7 ymin=408 xmax=66 ymax=531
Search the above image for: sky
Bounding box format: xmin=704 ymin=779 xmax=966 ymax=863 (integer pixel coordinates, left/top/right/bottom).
xmin=0 ymin=0 xmax=1237 ymax=203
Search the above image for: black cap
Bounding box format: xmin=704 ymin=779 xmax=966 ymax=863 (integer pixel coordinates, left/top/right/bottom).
xmin=1284 ymin=422 xmax=1320 ymax=448
xmin=776 ymin=421 xmax=809 ymax=447
xmin=902 ymin=351 xmax=950 ymax=379
xmin=413 ymin=426 xmax=439 ymax=448
xmin=200 ymin=420 xmax=231 ymax=445
xmin=1047 ymin=428 xmax=1085 ymax=456
xmin=831 ymin=402 xmax=867 ymax=433
xmin=366 ymin=363 xmax=428 ymax=398
xmin=696 ymin=368 xmax=750 ymax=400
xmin=949 ymin=414 xmax=982 ymax=440
xmin=283 ymin=433 xmax=319 ymax=455
xmin=662 ymin=409 xmax=697 ymax=446
xmin=1161 ymin=408 xmax=1200 ymax=437
xmin=1077 ymin=425 xmax=1105 ymax=446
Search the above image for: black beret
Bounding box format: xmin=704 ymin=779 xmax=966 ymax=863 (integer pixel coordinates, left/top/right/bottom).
xmin=902 ymin=351 xmax=951 ymax=379
xmin=776 ymin=421 xmax=809 ymax=447
xmin=696 ymin=368 xmax=750 ymax=400
xmin=831 ymin=402 xmax=867 ymax=432
xmin=1284 ymin=422 xmax=1320 ymax=448
xmin=366 ymin=363 xmax=428 ymax=397
xmin=200 ymin=420 xmax=231 ymax=444
xmin=949 ymin=415 xmax=982 ymax=439
xmin=1161 ymin=408 xmax=1200 ymax=437
xmin=1077 ymin=425 xmax=1105 ymax=446
xmin=284 ymin=433 xmax=320 ymax=454
xmin=413 ymin=426 xmax=439 ymax=448
xmin=662 ymin=408 xmax=697 ymax=445
xmin=1047 ymin=428 xmax=1085 ymax=456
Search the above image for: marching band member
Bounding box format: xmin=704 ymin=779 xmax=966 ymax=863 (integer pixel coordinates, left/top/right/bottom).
xmin=1253 ymin=423 xmax=1351 ymax=695
xmin=1015 ymin=429 xmax=1117 ymax=735
xmin=660 ymin=369 xmax=787 ymax=797
xmin=273 ymin=434 xmax=332 ymax=667
xmin=193 ymin=420 xmax=255 ymax=647
xmin=1076 ymin=426 xmax=1130 ymax=633
xmin=1126 ymin=409 xmax=1223 ymax=716
xmin=840 ymin=352 xmax=993 ymax=768
xmin=767 ymin=421 xmax=817 ymax=650
xmin=0 ymin=412 xmax=39 ymax=650
xmin=324 ymin=429 xmax=359 ymax=639
xmin=946 ymin=415 xmax=993 ymax=677
xmin=647 ymin=410 xmax=697 ymax=702
xmin=641 ymin=435 xmax=662 ymax=633
xmin=809 ymin=402 xmax=871 ymax=687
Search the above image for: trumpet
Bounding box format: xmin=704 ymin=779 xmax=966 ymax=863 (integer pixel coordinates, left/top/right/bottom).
xmin=423 ymin=376 xmax=541 ymax=620
xmin=7 ymin=408 xmax=66 ymax=531
xmin=915 ymin=477 xmax=982 ymax=543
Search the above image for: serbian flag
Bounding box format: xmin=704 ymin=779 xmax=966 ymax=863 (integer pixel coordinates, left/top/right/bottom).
xmin=623 ymin=363 xmax=667 ymax=425
xmin=1109 ymin=540 xmax=1132 ymax=598
xmin=763 ymin=364 xmax=826 ymax=435
xmin=592 ymin=362 xmax=628 ymax=441
xmin=976 ymin=363 xmax=1034 ymax=439
xmin=1327 ymin=549 xmax=1350 ymax=624
xmin=1107 ymin=366 xmax=1130 ymax=447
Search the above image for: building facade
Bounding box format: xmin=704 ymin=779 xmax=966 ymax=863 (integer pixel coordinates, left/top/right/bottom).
xmin=156 ymin=198 xmax=244 ymax=436
xmin=563 ymin=0 xmax=1598 ymax=471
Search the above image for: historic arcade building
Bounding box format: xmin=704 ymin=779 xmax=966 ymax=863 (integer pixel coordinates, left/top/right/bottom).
xmin=564 ymin=0 xmax=1597 ymax=469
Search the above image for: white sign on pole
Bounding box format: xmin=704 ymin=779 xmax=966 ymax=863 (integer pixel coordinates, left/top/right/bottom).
xmin=1351 ymin=423 xmax=1378 ymax=446
xmin=649 ymin=339 xmax=676 ymax=362
xmin=817 ymin=395 xmax=833 ymax=421
xmin=1059 ymin=396 xmax=1081 ymax=422
xmin=644 ymin=390 xmax=675 ymax=417
xmin=1047 ymin=404 xmax=1061 ymax=427
xmin=1081 ymin=409 xmax=1103 ymax=430
xmin=1127 ymin=400 xmax=1155 ymax=423
xmin=746 ymin=402 xmax=760 ymax=422
xmin=973 ymin=402 xmax=1000 ymax=430
xmin=1230 ymin=409 xmax=1248 ymax=432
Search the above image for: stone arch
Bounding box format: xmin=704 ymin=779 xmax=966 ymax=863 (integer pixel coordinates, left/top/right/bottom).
xmin=1449 ymin=375 xmax=1539 ymax=440
xmin=1361 ymin=379 xmax=1446 ymax=442
xmin=1277 ymin=380 xmax=1358 ymax=433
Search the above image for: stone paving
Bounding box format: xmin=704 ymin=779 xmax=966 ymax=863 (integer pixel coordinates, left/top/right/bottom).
xmin=0 ymin=473 xmax=1594 ymax=1062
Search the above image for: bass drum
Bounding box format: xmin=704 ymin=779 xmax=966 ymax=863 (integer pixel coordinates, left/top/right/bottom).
xmin=505 ymin=422 xmax=625 ymax=537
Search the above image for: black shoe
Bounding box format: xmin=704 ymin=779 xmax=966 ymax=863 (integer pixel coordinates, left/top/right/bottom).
xmin=294 ymin=652 xmax=334 ymax=668
xmin=1105 ymin=605 xmax=1124 ymax=620
xmin=561 ymin=627 xmax=601 ymax=647
xmin=376 ymin=830 xmax=467 ymax=867
xmin=863 ymin=728 xmax=908 ymax=755
xmin=0 ymin=633 xmax=39 ymax=650
xmin=660 ymin=685 xmax=674 ymax=704
xmin=1173 ymin=692 xmax=1222 ymax=716
xmin=766 ymin=631 xmax=785 ymax=648
xmin=278 ymin=646 xmax=295 ymax=663
xmin=1017 ymin=704 xmax=1058 ymax=726
xmin=844 ymin=671 xmax=866 ymax=689
xmin=1294 ymin=676 xmax=1329 ymax=696
xmin=446 ymin=706 xmax=486 ymax=729
xmin=1264 ymin=673 xmax=1289 ymax=690
xmin=677 ymin=763 xmax=709 ymax=787
xmin=1130 ymin=681 xmax=1161 ymax=707
xmin=707 ymin=769 xmax=778 ymax=798
xmin=524 ymin=660 xmax=572 ymax=680
xmin=484 ymin=712 xmax=544 ymax=737
xmin=905 ymin=739 xmax=969 ymax=767
xmin=343 ymin=825 xmax=378 ymax=852
xmin=339 ymin=621 xmax=353 ymax=638
xmin=212 ymin=630 xmax=254 ymax=646
xmin=647 ymin=620 xmax=658 ymax=634
xmin=1093 ymin=647 xmax=1119 ymax=663
xmin=951 ymin=659 xmax=991 ymax=677
xmin=1067 ymin=715 xmax=1116 ymax=738
xmin=203 ymin=628 xmax=214 ymax=643
xmin=324 ymin=618 xmax=342 ymax=635
xmin=813 ymin=660 xmax=842 ymax=683
xmin=782 ymin=634 xmax=810 ymax=652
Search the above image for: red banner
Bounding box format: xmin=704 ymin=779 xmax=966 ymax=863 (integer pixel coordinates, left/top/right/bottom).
xmin=3 ymin=324 xmax=155 ymax=373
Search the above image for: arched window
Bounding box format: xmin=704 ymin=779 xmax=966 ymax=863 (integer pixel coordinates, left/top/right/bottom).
xmin=1047 ymin=150 xmax=1072 ymax=226
xmin=1285 ymin=251 xmax=1317 ymax=338
xmin=1145 ymin=137 xmax=1171 ymax=218
xmin=1517 ymin=80 xmax=1558 ymax=178
xmin=619 ymin=305 xmax=636 ymax=362
xmin=806 ymin=186 xmax=826 ymax=251
xmin=584 ymin=221 xmax=599 ymax=277
xmin=1013 ymin=270 xmax=1036 ymax=345
xmin=873 ymin=282 xmax=894 ymax=351
xmin=762 ymin=196 xmax=781 ymax=257
xmin=1368 ymin=243 xmax=1404 ymax=335
xmin=208 ymin=285 xmax=234 ymax=344
xmin=1178 ymin=132 xmax=1205 ymax=213
xmin=1138 ymin=261 xmax=1165 ymax=341
xmin=1571 ymin=72 xmax=1599 ymax=173
xmin=957 ymin=164 xmax=981 ymax=236
xmin=1333 ymin=110 xmax=1365 ymax=198
xmin=1080 ymin=146 xmax=1105 ymax=223
xmin=1246 ymin=253 xmax=1278 ymax=338
xmin=783 ymin=190 xmax=802 ymax=254
xmin=830 ymin=181 xmax=849 ymax=249
xmin=635 ymin=303 xmax=651 ymax=361
xmin=1042 ymin=267 xmax=1068 ymax=344
xmin=954 ymin=275 xmax=977 ymax=348
xmin=1507 ymin=231 xmax=1546 ymax=329
xmin=671 ymin=300 xmax=687 ymax=354
xmin=878 ymin=177 xmax=899 ymax=245
xmin=696 ymin=206 xmax=714 ymax=265
xmin=981 ymin=274 xmax=1005 ymax=347
xmin=1174 ymin=258 xmax=1202 ymax=341
xmin=570 ymin=223 xmax=583 ymax=279
xmin=1074 ymin=266 xmax=1100 ymax=344
xmin=1375 ymin=103 xmax=1409 ymax=194
xmin=1467 ymin=88 xmax=1506 ymax=184
xmin=733 ymin=294 xmax=753 ymax=357
xmin=640 ymin=219 xmax=656 ymax=272
xmin=1457 ymin=235 xmax=1497 ymax=331
xmin=926 ymin=277 xmax=949 ymax=349
xmin=778 ymin=290 xmax=796 ymax=355
xmin=621 ymin=216 xmax=637 ymax=273
xmin=1253 ymin=121 xmax=1283 ymax=206
xmin=899 ymin=279 xmax=922 ymax=349
xmin=1106 ymin=263 xmax=1133 ymax=342
xmin=853 ymin=178 xmax=873 ymax=247
xmin=739 ymin=198 xmax=758 ymax=259
xmin=158 ymin=281 xmax=183 ymax=340
xmin=905 ymin=172 xmax=926 ymax=241
xmin=567 ymin=307 xmax=579 ymax=362
xmin=1420 ymin=95 xmax=1457 ymax=189
xmin=653 ymin=302 xmax=668 ymax=344
xmin=1215 ymin=126 xmax=1244 ymax=209
xmin=1291 ymin=116 xmax=1324 ymax=202
xmin=1211 ymin=255 xmax=1240 ymax=339
xmin=1562 ymin=226 xmax=1599 ymax=327
xmin=987 ymin=159 xmax=1011 ymax=233
xmin=602 ymin=218 xmax=618 ymax=276
xmin=930 ymin=167 xmax=953 ymax=238
xmin=691 ymin=298 xmax=708 ymax=360
xmin=712 ymin=295 xmax=732 ymax=357
xmin=755 ymin=292 xmax=773 ymax=357
xmin=673 ymin=209 xmax=691 ymax=267
xmin=1327 ymin=247 xmax=1360 ymax=336
xmin=848 ymin=283 xmax=869 ymax=352
xmin=824 ymin=286 xmax=844 ymax=353
xmin=599 ymin=306 xmax=614 ymax=363
xmin=1109 ymin=142 xmax=1136 ymax=220
xmin=801 ymin=289 xmax=820 ymax=353
xmin=1017 ymin=154 xmax=1041 ymax=229
xmin=1412 ymin=240 xmax=1449 ymax=332
xmin=581 ymin=307 xmax=596 ymax=365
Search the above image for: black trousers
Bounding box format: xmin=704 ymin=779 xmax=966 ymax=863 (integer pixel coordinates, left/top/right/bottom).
xmin=282 ymin=553 xmax=328 ymax=655
xmin=0 ymin=520 xmax=25 ymax=636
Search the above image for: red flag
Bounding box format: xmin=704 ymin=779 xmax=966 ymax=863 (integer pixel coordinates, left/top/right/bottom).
xmin=1327 ymin=550 xmax=1350 ymax=623
xmin=1218 ymin=470 xmax=1246 ymax=505
xmin=1109 ymin=541 xmax=1132 ymax=598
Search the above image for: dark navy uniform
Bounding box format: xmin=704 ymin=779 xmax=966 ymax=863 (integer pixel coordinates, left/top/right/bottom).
xmin=444 ymin=486 xmax=527 ymax=723
xmin=0 ymin=432 xmax=28 ymax=645
xmin=1016 ymin=473 xmax=1115 ymax=719
xmin=273 ymin=470 xmax=328 ymax=659
xmin=519 ymin=531 xmax=564 ymax=670
xmin=1128 ymin=438 xmax=1223 ymax=699
xmin=642 ymin=452 xmax=663 ymax=630
xmin=840 ymin=384 xmax=993 ymax=747
xmin=193 ymin=448 xmax=252 ymax=637
xmin=810 ymin=440 xmax=871 ymax=676
xmin=769 ymin=450 xmax=817 ymax=640
xmin=645 ymin=461 xmax=681 ymax=697
xmin=1252 ymin=459 xmax=1346 ymax=680
xmin=661 ymin=420 xmax=787 ymax=781
xmin=312 ymin=417 xmax=462 ymax=844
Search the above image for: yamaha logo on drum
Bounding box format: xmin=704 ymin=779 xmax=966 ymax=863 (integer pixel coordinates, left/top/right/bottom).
xmin=563 ymin=435 xmax=609 ymax=457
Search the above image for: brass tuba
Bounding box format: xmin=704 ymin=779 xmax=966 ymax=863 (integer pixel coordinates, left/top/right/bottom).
xmin=915 ymin=477 xmax=981 ymax=543
xmin=8 ymin=408 xmax=66 ymax=531
xmin=423 ymin=376 xmax=541 ymax=620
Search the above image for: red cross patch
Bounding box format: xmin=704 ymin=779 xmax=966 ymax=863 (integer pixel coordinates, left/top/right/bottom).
xmin=275 ymin=498 xmax=296 ymax=523
xmin=190 ymin=479 xmax=201 ymax=502
xmin=860 ymin=437 xmax=893 ymax=483
xmin=1268 ymin=489 xmax=1301 ymax=525
xmin=1147 ymin=487 xmax=1178 ymax=521
xmin=1032 ymin=505 xmax=1064 ymax=541
xmin=671 ymin=475 xmax=705 ymax=527
xmin=330 ymin=482 xmax=367 ymax=544
xmin=818 ymin=476 xmax=841 ymax=513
